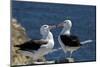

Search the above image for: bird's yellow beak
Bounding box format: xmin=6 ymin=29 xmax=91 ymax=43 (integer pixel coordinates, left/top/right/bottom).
xmin=57 ymin=22 xmax=65 ymax=28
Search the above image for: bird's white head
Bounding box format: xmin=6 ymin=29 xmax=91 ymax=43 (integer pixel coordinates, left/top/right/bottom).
xmin=64 ymin=20 xmax=72 ymax=29
xmin=57 ymin=20 xmax=72 ymax=35
xmin=40 ymin=25 xmax=56 ymax=38
xmin=40 ymin=25 xmax=50 ymax=36
xmin=58 ymin=20 xmax=72 ymax=29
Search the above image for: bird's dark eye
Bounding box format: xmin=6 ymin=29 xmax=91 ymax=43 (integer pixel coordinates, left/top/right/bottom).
xmin=44 ymin=26 xmax=47 ymax=27
xmin=64 ymin=21 xmax=66 ymax=23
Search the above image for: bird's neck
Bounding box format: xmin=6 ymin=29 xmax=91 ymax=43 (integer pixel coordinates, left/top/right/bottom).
xmin=42 ymin=31 xmax=54 ymax=40
xmin=61 ymin=27 xmax=71 ymax=35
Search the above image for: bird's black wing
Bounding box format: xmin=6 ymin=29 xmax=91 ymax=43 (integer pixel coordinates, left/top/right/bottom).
xmin=70 ymin=35 xmax=81 ymax=46
xmin=14 ymin=40 xmax=48 ymax=51
xmin=60 ymin=35 xmax=81 ymax=47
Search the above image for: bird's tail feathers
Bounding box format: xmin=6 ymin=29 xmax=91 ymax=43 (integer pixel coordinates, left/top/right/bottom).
xmin=80 ymin=40 xmax=93 ymax=48
xmin=80 ymin=40 xmax=93 ymax=44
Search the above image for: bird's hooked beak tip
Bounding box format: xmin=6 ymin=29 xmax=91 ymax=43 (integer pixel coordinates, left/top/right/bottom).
xmin=49 ymin=25 xmax=56 ymax=30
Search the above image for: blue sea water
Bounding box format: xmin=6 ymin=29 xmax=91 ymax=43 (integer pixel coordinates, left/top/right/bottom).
xmin=12 ymin=1 xmax=96 ymax=62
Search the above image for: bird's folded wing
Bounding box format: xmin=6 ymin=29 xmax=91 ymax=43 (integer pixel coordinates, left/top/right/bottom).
xmin=32 ymin=40 xmax=48 ymax=45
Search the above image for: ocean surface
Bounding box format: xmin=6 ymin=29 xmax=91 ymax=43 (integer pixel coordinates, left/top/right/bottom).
xmin=12 ymin=1 xmax=96 ymax=62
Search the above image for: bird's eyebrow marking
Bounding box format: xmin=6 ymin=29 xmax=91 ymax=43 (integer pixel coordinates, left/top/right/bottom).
xmin=43 ymin=25 xmax=48 ymax=28
xmin=64 ymin=21 xmax=66 ymax=23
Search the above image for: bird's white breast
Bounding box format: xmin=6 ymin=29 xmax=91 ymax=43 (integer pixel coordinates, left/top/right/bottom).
xmin=41 ymin=31 xmax=54 ymax=49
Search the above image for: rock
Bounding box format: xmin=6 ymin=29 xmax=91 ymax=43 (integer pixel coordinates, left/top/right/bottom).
xmin=11 ymin=18 xmax=46 ymax=66
xmin=11 ymin=18 xmax=33 ymax=66
xmin=55 ymin=57 xmax=74 ymax=64
xmin=55 ymin=58 xmax=69 ymax=64
xmin=66 ymin=58 xmax=74 ymax=62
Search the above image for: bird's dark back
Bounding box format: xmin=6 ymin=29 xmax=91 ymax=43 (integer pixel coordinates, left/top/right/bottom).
xmin=16 ymin=40 xmax=41 ymax=51
xmin=60 ymin=35 xmax=81 ymax=47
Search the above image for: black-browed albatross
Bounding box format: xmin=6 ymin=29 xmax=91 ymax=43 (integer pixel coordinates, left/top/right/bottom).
xmin=57 ymin=20 xmax=81 ymax=59
xmin=14 ymin=25 xmax=56 ymax=61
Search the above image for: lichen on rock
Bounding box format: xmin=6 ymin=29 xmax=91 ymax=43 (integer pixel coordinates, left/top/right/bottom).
xmin=11 ymin=18 xmax=33 ymax=65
